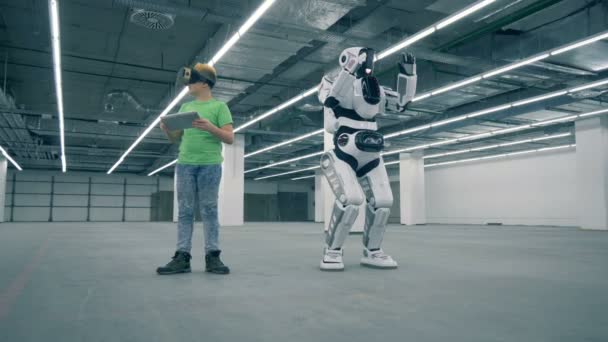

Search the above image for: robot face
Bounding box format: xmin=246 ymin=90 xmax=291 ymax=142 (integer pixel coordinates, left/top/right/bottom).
xmin=356 ymin=48 xmax=376 ymax=78
xmin=339 ymin=47 xmax=376 ymax=76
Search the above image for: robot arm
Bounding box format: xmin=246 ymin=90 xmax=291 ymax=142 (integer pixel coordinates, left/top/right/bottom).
xmin=382 ymin=53 xmax=417 ymax=113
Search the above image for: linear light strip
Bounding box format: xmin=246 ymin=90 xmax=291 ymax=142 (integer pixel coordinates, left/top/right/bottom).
xmin=245 ymin=128 xmax=324 ymax=158
xmin=291 ymin=144 xmax=576 ymax=176
xmin=259 ymin=107 xmax=606 ymax=180
xmin=234 ymin=87 xmax=318 ymax=133
xmin=148 ymin=159 xmax=178 ymax=176
xmin=387 ymin=77 xmax=608 ymax=139
xmin=0 ymin=145 xmax=23 ymax=171
xmin=422 ymin=132 xmax=571 ymax=159
xmin=245 ymin=151 xmax=325 ymax=174
xmin=108 ymin=0 xmax=277 ymax=174
xmin=424 ymin=144 xmax=575 ymax=168
xmin=291 ymin=175 xmax=316 ymax=181
xmin=254 ymin=165 xmax=320 ymax=181
xmin=411 ymin=30 xmax=608 ymax=102
xmin=49 ymin=0 xmax=66 ymax=172
xmin=236 ymin=0 xmax=497 ymax=133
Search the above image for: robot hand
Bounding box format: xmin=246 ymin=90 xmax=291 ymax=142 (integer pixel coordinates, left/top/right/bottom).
xmin=398 ymin=53 xmax=416 ymax=76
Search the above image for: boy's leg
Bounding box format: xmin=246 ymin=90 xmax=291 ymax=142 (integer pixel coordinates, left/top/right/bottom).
xmin=157 ymin=164 xmax=196 ymax=275
xmin=196 ymin=165 xmax=229 ymax=274
xmin=176 ymin=164 xmax=198 ymax=253
xmin=196 ymin=164 xmax=221 ymax=253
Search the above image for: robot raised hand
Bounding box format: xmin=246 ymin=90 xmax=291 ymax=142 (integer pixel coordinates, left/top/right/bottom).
xmin=316 ymin=47 xmax=417 ymax=271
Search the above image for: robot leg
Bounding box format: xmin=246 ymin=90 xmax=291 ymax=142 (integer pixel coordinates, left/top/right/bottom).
xmin=319 ymin=150 xmax=364 ymax=270
xmin=358 ymin=159 xmax=398 ymax=269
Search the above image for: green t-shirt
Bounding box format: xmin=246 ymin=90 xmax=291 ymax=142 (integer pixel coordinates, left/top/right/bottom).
xmin=177 ymin=99 xmax=233 ymax=165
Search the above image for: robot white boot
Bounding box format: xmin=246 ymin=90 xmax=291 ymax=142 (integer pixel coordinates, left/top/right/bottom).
xmin=361 ymin=203 xmax=398 ymax=269
xmin=321 ymin=200 xmax=359 ymax=271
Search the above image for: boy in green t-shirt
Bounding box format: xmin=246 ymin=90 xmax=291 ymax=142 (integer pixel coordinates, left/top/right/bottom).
xmin=157 ymin=63 xmax=234 ymax=275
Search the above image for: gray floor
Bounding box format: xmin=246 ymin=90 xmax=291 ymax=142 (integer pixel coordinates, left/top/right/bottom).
xmin=0 ymin=222 xmax=607 ymax=342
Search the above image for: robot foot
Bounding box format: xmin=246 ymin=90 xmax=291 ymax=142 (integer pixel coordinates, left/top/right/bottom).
xmin=320 ymin=247 xmax=344 ymax=271
xmin=360 ymin=248 xmax=398 ymax=269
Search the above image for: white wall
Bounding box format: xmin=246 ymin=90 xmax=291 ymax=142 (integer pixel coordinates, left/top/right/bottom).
xmin=245 ymin=180 xmax=314 ymax=221
xmin=4 ymin=170 xmax=173 ymax=222
xmin=425 ymin=149 xmax=578 ymax=226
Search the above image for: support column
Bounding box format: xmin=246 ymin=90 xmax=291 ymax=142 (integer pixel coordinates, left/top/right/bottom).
xmin=218 ymin=134 xmax=245 ymax=226
xmin=399 ymin=152 xmax=426 ymax=225
xmin=0 ymin=159 xmax=7 ymax=223
xmin=314 ymin=171 xmax=324 ymax=223
xmin=575 ymin=116 xmax=608 ymax=230
xmin=323 ymin=130 xmax=365 ymax=232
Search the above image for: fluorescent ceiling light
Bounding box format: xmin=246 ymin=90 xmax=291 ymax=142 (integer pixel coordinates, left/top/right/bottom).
xmin=245 ymin=129 xmax=324 ymax=158
xmin=376 ymin=27 xmax=436 ymax=60
xmin=466 ymin=104 xmax=513 ymax=118
xmin=387 ymin=77 xmax=608 ymax=140
xmin=569 ymin=79 xmax=608 ymax=93
xmin=425 ymin=144 xmax=575 ymax=168
xmin=291 ymin=175 xmax=316 ymax=181
xmin=245 ymin=151 xmax=324 ymax=174
xmin=406 ymin=31 xmax=608 ymax=104
xmin=435 ymin=0 xmax=497 ymax=29
xmin=49 ymin=0 xmax=67 ymax=172
xmin=551 ymin=31 xmax=608 ymax=56
xmin=0 ymin=145 xmax=23 ymax=171
xmin=108 ymin=0 xmax=276 ymax=174
xmin=254 ymin=165 xmax=320 ymax=181
xmin=238 ymin=0 xmax=276 ymax=35
xmin=148 ymin=159 xmax=178 ymax=176
xmin=234 ymin=87 xmax=318 ymax=133
xmin=531 ymin=115 xmax=578 ymax=126
xmin=482 ymin=54 xmax=549 ymax=79
xmin=579 ymin=108 xmax=608 ymax=118
xmin=385 ymin=124 xmax=431 ymax=139
xmin=430 ymin=116 xmax=468 ymax=128
xmin=430 ymin=77 xmax=482 ymax=96
xmin=423 ymin=132 xmax=571 ymax=160
xmin=512 ymin=91 xmax=568 ymax=107
xmin=412 ymin=93 xmax=432 ymax=102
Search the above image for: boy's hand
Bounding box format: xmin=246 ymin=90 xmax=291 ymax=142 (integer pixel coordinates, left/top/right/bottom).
xmin=193 ymin=118 xmax=215 ymax=132
xmin=160 ymin=121 xmax=169 ymax=133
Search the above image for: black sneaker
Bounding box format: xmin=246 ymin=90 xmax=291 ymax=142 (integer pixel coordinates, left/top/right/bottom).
xmin=205 ymin=250 xmax=230 ymax=274
xmin=156 ymin=251 xmax=192 ymax=275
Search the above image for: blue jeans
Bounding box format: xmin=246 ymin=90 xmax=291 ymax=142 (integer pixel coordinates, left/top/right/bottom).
xmin=175 ymin=164 xmax=222 ymax=254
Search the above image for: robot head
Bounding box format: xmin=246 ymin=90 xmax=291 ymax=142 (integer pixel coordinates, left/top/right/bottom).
xmin=339 ymin=47 xmax=376 ymax=78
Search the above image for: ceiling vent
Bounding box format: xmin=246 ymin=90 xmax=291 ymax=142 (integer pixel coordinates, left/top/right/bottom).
xmin=130 ymin=9 xmax=174 ymax=30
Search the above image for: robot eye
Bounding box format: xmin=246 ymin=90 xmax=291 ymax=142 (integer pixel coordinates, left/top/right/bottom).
xmin=341 ymin=56 xmax=347 ymax=63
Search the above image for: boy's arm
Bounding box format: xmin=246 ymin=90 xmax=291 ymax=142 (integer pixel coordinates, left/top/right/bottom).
xmin=192 ymin=120 xmax=234 ymax=144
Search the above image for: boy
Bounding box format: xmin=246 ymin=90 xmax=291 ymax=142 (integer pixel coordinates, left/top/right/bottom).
xmin=157 ymin=63 xmax=234 ymax=275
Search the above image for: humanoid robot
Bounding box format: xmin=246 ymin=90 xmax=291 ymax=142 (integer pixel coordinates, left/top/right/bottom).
xmin=317 ymin=47 xmax=417 ymax=271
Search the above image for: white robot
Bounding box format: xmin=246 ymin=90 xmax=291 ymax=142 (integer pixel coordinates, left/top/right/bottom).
xmin=317 ymin=47 xmax=417 ymax=271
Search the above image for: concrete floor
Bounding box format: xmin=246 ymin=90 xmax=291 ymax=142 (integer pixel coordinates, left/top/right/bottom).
xmin=0 ymin=222 xmax=606 ymax=342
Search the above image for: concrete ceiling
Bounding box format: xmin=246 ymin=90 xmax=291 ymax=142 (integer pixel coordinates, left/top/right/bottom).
xmin=0 ymin=0 xmax=607 ymax=176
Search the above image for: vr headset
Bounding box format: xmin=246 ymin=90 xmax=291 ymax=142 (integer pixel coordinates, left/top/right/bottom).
xmin=177 ymin=67 xmax=215 ymax=88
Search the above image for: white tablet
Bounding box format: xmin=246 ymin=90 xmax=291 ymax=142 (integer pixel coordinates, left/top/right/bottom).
xmin=161 ymin=111 xmax=199 ymax=131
